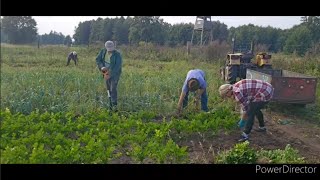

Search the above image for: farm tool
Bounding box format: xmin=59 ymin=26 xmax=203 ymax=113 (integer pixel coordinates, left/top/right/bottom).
xmin=101 ymin=68 xmax=113 ymax=111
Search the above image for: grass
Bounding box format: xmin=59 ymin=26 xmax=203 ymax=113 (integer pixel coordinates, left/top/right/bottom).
xmin=1 ymin=44 xmax=319 ymax=163
xmin=1 ymin=44 xmax=228 ymax=115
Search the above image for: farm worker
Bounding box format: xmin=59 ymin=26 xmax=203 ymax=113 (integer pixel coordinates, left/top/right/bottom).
xmin=66 ymin=51 xmax=78 ymax=66
xmin=177 ymin=69 xmax=209 ymax=114
xmin=218 ymin=79 xmax=274 ymax=142
xmin=96 ymin=41 xmax=123 ymax=110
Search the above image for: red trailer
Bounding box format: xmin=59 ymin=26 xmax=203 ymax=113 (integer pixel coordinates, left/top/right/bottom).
xmin=246 ymin=69 xmax=318 ymax=105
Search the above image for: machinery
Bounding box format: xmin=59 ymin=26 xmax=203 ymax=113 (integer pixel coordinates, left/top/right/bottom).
xmin=256 ymin=52 xmax=272 ymax=69
xmin=220 ymin=38 xmax=272 ymax=84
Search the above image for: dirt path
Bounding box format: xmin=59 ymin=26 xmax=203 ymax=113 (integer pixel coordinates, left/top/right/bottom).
xmin=183 ymin=112 xmax=320 ymax=163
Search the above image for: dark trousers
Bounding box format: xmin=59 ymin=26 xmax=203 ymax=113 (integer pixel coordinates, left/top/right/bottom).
xmin=67 ymin=57 xmax=77 ymax=65
xmin=182 ymin=89 xmax=208 ymax=112
xmin=244 ymin=101 xmax=268 ymax=134
xmin=106 ymin=77 xmax=119 ymax=106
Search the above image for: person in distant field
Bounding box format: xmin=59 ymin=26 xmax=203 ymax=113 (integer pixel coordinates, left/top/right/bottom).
xmin=96 ymin=41 xmax=122 ymax=110
xmin=67 ymin=51 xmax=78 ymax=66
xmin=218 ymin=79 xmax=274 ymax=142
xmin=177 ymin=69 xmax=209 ymax=114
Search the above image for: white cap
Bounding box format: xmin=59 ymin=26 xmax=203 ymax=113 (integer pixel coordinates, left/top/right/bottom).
xmin=105 ymin=41 xmax=115 ymax=51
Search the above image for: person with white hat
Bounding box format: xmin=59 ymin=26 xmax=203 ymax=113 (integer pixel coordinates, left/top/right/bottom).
xmin=96 ymin=41 xmax=123 ymax=110
xmin=219 ymin=79 xmax=274 ymax=142
xmin=66 ymin=51 xmax=78 ymax=66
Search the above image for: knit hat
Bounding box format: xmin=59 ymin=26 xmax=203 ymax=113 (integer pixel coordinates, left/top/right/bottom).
xmin=188 ymin=78 xmax=200 ymax=92
xmin=105 ymin=41 xmax=115 ymax=51
xmin=218 ymin=84 xmax=232 ymax=97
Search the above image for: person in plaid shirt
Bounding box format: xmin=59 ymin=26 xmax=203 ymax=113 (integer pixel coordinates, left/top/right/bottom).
xmin=218 ymin=79 xmax=274 ymax=142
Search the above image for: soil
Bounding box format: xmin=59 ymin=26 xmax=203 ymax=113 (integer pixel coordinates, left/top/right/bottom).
xmin=111 ymin=111 xmax=320 ymax=164
xmin=182 ymin=112 xmax=320 ymax=163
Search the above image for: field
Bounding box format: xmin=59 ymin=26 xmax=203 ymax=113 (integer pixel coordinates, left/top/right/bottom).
xmin=1 ymin=44 xmax=320 ymax=163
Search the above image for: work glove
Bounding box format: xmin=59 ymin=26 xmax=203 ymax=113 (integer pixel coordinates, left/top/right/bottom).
xmin=101 ymin=67 xmax=108 ymax=73
xmin=238 ymin=119 xmax=246 ymax=129
xmin=101 ymin=67 xmax=110 ymax=80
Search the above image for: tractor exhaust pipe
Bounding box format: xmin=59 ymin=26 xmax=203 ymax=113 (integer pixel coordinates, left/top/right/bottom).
xmin=251 ymin=40 xmax=254 ymax=54
xmin=232 ymin=37 xmax=235 ymax=54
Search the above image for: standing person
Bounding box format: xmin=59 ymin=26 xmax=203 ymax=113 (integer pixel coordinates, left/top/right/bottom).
xmin=177 ymin=69 xmax=209 ymax=114
xmin=96 ymin=41 xmax=122 ymax=110
xmin=218 ymin=79 xmax=274 ymax=142
xmin=67 ymin=51 xmax=78 ymax=66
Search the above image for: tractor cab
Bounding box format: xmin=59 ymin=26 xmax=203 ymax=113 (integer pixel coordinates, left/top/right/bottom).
xmin=226 ymin=53 xmax=241 ymax=65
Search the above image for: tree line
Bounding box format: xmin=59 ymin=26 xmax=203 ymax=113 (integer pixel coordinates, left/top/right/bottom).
xmin=1 ymin=16 xmax=320 ymax=55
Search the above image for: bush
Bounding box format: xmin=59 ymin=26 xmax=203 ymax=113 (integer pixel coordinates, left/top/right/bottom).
xmin=215 ymin=141 xmax=257 ymax=164
xmin=257 ymin=144 xmax=305 ymax=164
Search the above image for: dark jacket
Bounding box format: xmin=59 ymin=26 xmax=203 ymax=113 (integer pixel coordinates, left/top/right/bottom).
xmin=96 ymin=49 xmax=122 ymax=80
xmin=68 ymin=52 xmax=78 ymax=60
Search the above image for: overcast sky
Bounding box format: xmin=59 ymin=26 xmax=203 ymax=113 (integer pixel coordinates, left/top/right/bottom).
xmin=33 ymin=16 xmax=302 ymax=37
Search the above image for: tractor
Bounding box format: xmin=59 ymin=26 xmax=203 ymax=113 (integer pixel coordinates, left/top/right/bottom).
xmin=220 ymin=38 xmax=272 ymax=84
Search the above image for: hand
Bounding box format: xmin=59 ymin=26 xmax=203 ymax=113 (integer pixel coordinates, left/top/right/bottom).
xmin=238 ymin=119 xmax=246 ymax=128
xmin=101 ymin=67 xmax=108 ymax=73
xmin=101 ymin=67 xmax=110 ymax=80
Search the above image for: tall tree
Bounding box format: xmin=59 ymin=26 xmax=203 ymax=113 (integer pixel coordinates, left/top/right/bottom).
xmin=73 ymin=21 xmax=91 ymax=45
xmin=112 ymin=16 xmax=129 ymax=45
xmin=89 ymin=18 xmax=104 ymax=44
xmin=168 ymin=23 xmax=193 ymax=46
xmin=284 ymin=25 xmax=312 ymax=56
xmin=41 ymin=31 xmax=65 ymax=45
xmin=103 ymin=18 xmax=115 ymax=42
xmin=129 ymin=16 xmax=167 ymax=45
xmin=301 ymin=16 xmax=320 ymax=44
xmin=64 ymin=35 xmax=72 ymax=46
xmin=211 ymin=21 xmax=228 ymax=42
xmin=1 ymin=16 xmax=38 ymax=44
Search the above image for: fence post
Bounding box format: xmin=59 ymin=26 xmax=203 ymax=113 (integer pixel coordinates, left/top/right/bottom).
xmin=187 ymin=41 xmax=191 ymax=55
xmin=37 ymin=35 xmax=40 ymax=49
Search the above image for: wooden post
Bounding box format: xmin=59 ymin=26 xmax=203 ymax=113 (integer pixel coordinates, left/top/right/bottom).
xmin=114 ymin=41 xmax=117 ymax=49
xmin=37 ymin=35 xmax=40 ymax=49
xmin=187 ymin=41 xmax=191 ymax=55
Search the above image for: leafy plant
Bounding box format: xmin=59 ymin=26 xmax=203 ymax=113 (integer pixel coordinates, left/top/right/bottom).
xmin=215 ymin=141 xmax=257 ymax=164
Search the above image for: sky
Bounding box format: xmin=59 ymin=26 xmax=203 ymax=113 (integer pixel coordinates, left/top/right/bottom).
xmin=33 ymin=16 xmax=302 ymax=37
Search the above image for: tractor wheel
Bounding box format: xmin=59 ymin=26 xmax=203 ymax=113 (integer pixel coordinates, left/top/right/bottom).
xmin=226 ymin=65 xmax=238 ymax=84
xmin=220 ymin=67 xmax=225 ymax=81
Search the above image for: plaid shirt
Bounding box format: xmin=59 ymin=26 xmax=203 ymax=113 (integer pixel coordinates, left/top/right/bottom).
xmin=233 ymin=79 xmax=274 ymax=112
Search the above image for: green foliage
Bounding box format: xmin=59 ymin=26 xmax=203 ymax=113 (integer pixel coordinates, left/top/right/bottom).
xmin=64 ymin=35 xmax=72 ymax=46
xmin=73 ymin=21 xmax=91 ymax=45
xmin=40 ymin=31 xmax=65 ymax=45
xmin=215 ymin=141 xmax=257 ymax=164
xmin=0 ymin=44 xmax=316 ymax=164
xmin=257 ymin=144 xmax=305 ymax=164
xmin=284 ymin=25 xmax=312 ymax=56
xmin=1 ymin=16 xmax=38 ymax=44
xmin=215 ymin=142 xmax=306 ymax=164
xmin=3 ymin=109 xmax=239 ymax=163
